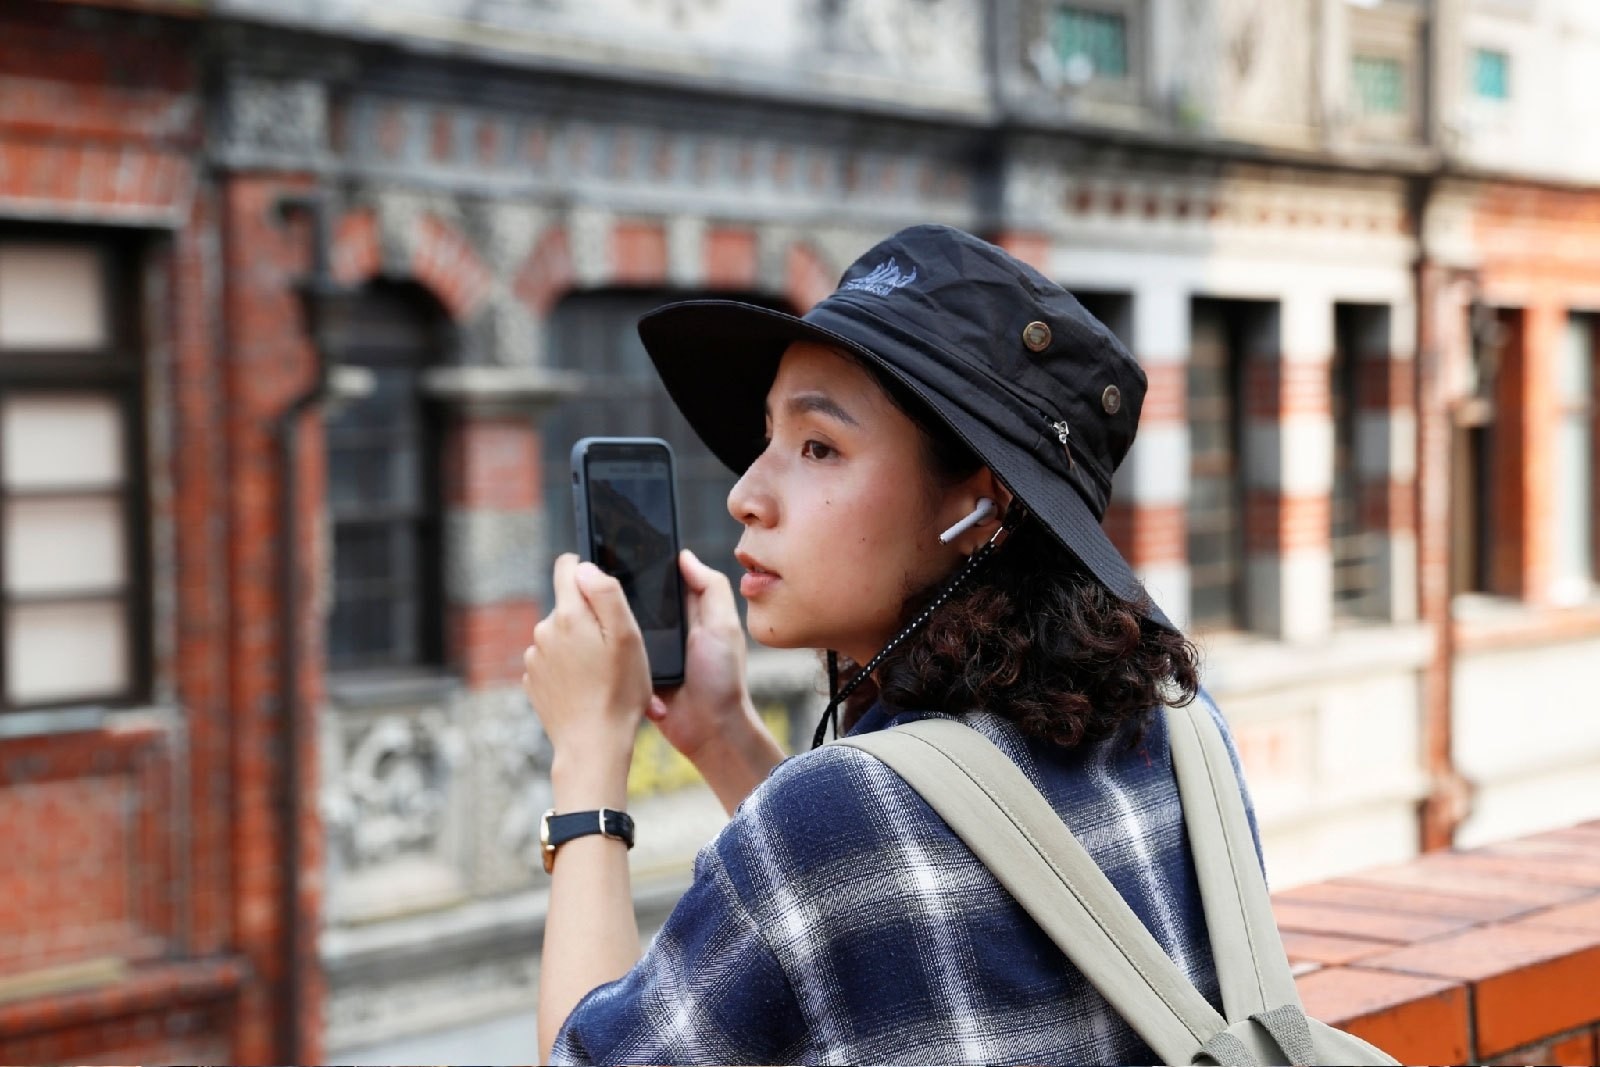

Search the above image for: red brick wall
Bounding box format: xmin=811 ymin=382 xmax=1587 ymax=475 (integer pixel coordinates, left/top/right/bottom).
xmin=0 ymin=5 xmax=314 ymax=1063
xmin=218 ymin=172 xmax=329 ymax=1064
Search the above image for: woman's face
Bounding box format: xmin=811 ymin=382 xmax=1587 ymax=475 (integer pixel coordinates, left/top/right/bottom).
xmin=727 ymin=340 xmax=989 ymax=663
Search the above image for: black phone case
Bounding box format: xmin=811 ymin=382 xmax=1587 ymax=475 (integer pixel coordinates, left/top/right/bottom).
xmin=570 ymin=436 xmax=686 ymax=686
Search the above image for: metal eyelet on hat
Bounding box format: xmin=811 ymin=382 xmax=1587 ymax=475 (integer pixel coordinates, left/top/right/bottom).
xmin=1102 ymin=384 xmax=1122 ymax=414
xmin=1022 ymin=321 xmax=1052 ymax=352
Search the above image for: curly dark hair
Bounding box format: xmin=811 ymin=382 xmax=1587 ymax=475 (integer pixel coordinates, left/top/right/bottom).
xmin=836 ymin=357 xmax=1201 ymax=748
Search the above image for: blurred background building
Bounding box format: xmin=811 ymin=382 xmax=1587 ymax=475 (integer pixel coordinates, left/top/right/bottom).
xmin=0 ymin=0 xmax=1597 ymax=1061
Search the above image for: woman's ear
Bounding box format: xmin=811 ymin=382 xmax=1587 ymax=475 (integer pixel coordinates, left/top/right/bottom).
xmin=972 ymin=469 xmax=1014 ymax=522
xmin=943 ymin=469 xmax=1015 ymax=553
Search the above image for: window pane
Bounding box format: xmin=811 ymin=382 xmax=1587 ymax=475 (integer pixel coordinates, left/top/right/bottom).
xmin=1352 ymin=55 xmax=1405 ymax=115
xmin=1472 ymin=48 xmax=1510 ymax=101
xmin=327 ymin=367 xmax=423 ymax=515
xmin=0 ymin=244 xmax=108 ymax=350
xmin=1553 ymin=415 xmax=1593 ymax=588
xmin=1559 ymin=315 xmax=1594 ymax=404
xmin=5 ymin=495 xmax=124 ymax=596
xmin=1187 ymin=300 xmax=1259 ymax=630
xmin=3 ymin=395 xmax=123 ymax=490
xmin=1054 ymin=7 xmax=1129 ymax=79
xmin=7 ymin=599 xmax=127 ymax=704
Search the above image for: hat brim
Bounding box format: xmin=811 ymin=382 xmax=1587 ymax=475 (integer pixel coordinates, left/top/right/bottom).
xmin=638 ymin=299 xmax=1173 ymax=631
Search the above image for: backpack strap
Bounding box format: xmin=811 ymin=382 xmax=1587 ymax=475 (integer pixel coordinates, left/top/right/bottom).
xmin=1165 ymin=701 xmax=1303 ymax=1019
xmin=839 ymin=718 xmax=1226 ymax=1063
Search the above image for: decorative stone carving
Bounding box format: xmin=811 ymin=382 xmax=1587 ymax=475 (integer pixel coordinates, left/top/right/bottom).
xmin=443 ymin=508 xmax=546 ymax=606
xmin=324 ymin=708 xmax=463 ymax=871
xmin=460 ymin=296 xmax=539 ymax=367
xmin=808 ymin=0 xmax=980 ymax=71
xmin=567 ymin=204 xmax=615 ymax=288
xmin=666 ymin=215 xmax=709 ymax=288
xmin=469 ymin=688 xmax=555 ymax=892
xmin=219 ymin=75 xmax=328 ymax=158
xmin=375 ymin=189 xmax=429 ymax=276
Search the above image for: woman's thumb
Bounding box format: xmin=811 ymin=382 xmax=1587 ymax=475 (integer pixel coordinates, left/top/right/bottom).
xmin=677 ymin=547 xmax=717 ymax=592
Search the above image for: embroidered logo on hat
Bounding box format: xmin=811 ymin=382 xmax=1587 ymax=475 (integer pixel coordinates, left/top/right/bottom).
xmin=841 ymin=258 xmax=919 ymax=296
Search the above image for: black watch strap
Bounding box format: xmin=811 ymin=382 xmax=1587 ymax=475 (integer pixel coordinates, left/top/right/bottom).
xmin=541 ymin=808 xmax=635 ymax=873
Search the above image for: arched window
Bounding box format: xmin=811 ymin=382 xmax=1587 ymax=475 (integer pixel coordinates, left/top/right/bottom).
xmin=542 ymin=289 xmax=795 ymax=595
xmin=324 ymin=282 xmax=447 ymax=672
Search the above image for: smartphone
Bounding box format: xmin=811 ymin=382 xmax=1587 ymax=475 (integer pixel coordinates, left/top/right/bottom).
xmin=570 ymin=437 xmax=687 ymax=686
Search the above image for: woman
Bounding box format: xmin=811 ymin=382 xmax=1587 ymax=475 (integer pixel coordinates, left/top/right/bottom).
xmin=522 ymin=224 xmax=1257 ymax=1064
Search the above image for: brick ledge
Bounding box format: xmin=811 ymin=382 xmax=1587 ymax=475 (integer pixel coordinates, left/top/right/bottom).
xmin=0 ymin=957 xmax=245 ymax=1039
xmin=1287 ymin=820 xmax=1600 ymax=1063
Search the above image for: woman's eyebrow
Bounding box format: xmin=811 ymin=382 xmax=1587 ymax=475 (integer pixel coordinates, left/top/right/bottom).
xmin=765 ymin=391 xmax=861 ymax=428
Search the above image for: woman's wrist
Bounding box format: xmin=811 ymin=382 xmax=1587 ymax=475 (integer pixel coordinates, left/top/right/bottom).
xmin=549 ymin=746 xmax=633 ymax=811
xmin=687 ymin=699 xmax=785 ymax=813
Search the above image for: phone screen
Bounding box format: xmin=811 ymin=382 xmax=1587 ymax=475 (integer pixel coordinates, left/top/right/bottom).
xmin=576 ymin=440 xmax=685 ymax=683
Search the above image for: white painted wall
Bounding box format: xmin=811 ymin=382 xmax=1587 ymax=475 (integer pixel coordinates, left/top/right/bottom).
xmin=1453 ymin=628 xmax=1600 ymax=847
xmin=1203 ymin=626 xmax=1431 ymax=888
xmin=1451 ymin=0 xmax=1600 ymax=184
xmin=217 ymin=0 xmax=993 ymax=116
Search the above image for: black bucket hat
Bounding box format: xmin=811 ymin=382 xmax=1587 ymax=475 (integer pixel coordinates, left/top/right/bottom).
xmin=638 ymin=223 xmax=1172 ymax=632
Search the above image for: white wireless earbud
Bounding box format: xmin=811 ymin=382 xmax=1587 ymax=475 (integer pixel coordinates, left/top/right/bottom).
xmin=939 ymin=497 xmax=996 ymax=545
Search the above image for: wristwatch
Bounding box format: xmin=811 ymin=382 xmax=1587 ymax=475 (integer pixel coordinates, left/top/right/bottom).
xmin=540 ymin=808 xmax=636 ymax=874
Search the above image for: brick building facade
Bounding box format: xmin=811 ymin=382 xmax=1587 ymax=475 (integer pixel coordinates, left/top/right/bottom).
xmin=1 ymin=0 xmax=1597 ymax=1061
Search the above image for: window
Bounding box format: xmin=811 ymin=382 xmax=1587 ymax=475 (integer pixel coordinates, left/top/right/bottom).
xmin=1553 ymin=313 xmax=1597 ymax=598
xmin=324 ymin=283 xmax=446 ymax=672
xmin=1472 ymin=47 xmax=1511 ymax=101
xmin=1053 ymin=5 xmax=1129 ymax=80
xmin=0 ymin=237 xmax=145 ymax=710
xmin=1331 ymin=304 xmax=1389 ymax=620
xmin=1187 ymin=299 xmax=1247 ymax=630
xmin=1074 ymin=290 xmax=1133 ymax=345
xmin=1351 ymin=54 xmax=1405 ymax=115
xmin=542 ymin=291 xmax=794 ymax=599
xmin=1452 ymin=305 xmax=1520 ymax=596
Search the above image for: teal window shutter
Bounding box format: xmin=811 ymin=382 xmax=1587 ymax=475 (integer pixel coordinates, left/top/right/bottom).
xmin=1472 ymin=48 xmax=1510 ymax=100
xmin=1351 ymin=54 xmax=1405 ymax=115
xmin=1054 ymin=6 xmax=1129 ymax=80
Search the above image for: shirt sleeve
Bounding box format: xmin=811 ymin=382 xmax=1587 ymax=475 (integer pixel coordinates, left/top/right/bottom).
xmin=550 ymin=812 xmax=808 ymax=1065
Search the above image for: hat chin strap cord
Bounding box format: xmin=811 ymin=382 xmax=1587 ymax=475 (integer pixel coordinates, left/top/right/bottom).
xmin=812 ymin=510 xmax=1025 ymax=749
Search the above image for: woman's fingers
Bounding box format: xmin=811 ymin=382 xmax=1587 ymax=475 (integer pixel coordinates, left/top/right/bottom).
xmin=575 ymin=560 xmax=636 ymax=642
xmin=550 ymin=552 xmax=581 ymax=616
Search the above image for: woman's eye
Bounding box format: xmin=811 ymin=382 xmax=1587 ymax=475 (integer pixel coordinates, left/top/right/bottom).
xmin=801 ymin=440 xmax=835 ymax=461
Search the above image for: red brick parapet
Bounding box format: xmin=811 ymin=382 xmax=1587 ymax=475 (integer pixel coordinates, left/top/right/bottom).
xmin=1286 ymin=820 xmax=1600 ymax=1064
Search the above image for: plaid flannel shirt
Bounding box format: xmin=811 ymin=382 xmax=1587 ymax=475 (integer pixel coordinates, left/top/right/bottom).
xmin=553 ymin=692 xmax=1258 ymax=1066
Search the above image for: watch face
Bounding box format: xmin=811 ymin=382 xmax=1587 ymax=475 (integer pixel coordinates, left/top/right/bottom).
xmin=540 ymin=808 xmax=557 ymax=874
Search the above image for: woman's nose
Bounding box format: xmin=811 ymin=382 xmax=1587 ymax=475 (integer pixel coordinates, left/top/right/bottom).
xmin=728 ymin=459 xmax=775 ymax=527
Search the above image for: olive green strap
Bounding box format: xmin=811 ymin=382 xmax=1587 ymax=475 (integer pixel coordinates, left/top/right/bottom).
xmin=1166 ymin=702 xmax=1303 ymax=1020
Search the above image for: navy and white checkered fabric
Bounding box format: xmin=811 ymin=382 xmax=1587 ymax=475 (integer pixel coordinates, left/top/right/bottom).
xmin=553 ymin=692 xmax=1259 ymax=1066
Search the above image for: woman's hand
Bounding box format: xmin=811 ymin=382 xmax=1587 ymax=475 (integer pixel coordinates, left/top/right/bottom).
xmin=525 ymin=555 xmax=649 ymax=1062
xmin=647 ymin=549 xmax=784 ymax=813
xmin=523 ymin=554 xmax=654 ymax=798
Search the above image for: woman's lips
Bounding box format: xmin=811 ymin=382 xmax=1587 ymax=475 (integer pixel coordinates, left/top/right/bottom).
xmin=736 ymin=551 xmax=779 ymax=598
xmin=739 ymin=570 xmax=779 ymax=598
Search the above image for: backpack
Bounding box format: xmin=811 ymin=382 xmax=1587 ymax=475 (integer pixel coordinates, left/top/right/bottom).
xmin=838 ymin=705 xmax=1398 ymax=1066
